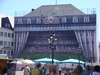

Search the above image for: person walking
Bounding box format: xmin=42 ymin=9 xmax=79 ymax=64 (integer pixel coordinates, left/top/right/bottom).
xmin=30 ymin=62 xmax=43 ymax=75
xmin=89 ymin=65 xmax=100 ymax=75
xmin=84 ymin=65 xmax=91 ymax=75
xmin=74 ymin=65 xmax=84 ymax=75
xmin=23 ymin=65 xmax=30 ymax=75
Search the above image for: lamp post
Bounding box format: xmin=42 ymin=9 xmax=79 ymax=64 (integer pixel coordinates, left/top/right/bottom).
xmin=28 ymin=51 xmax=30 ymax=59
xmin=48 ymin=33 xmax=57 ymax=64
xmin=77 ymin=46 xmax=81 ymax=65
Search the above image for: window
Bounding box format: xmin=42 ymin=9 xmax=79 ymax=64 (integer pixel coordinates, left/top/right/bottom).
xmin=62 ymin=17 xmax=67 ymax=23
xmin=4 ymin=41 xmax=7 ymax=46
xmin=5 ymin=23 xmax=10 ymax=28
xmin=27 ymin=18 xmax=32 ymax=24
xmin=5 ymin=23 xmax=8 ymax=27
xmin=18 ymin=18 xmax=22 ymax=24
xmin=4 ymin=32 xmax=7 ymax=37
xmin=8 ymin=33 xmax=10 ymax=37
xmin=72 ymin=17 xmax=78 ymax=22
xmin=0 ymin=50 xmax=2 ymax=54
xmin=11 ymin=42 xmax=13 ymax=46
xmin=36 ymin=18 xmax=41 ymax=23
xmin=12 ymin=33 xmax=14 ymax=38
xmin=8 ymin=51 xmax=10 ymax=56
xmin=0 ymin=41 xmax=3 ymax=45
xmin=0 ymin=32 xmax=3 ymax=36
xmin=4 ymin=50 xmax=6 ymax=54
xmin=8 ymin=42 xmax=11 ymax=46
xmin=8 ymin=24 xmax=11 ymax=28
xmin=84 ymin=16 xmax=90 ymax=22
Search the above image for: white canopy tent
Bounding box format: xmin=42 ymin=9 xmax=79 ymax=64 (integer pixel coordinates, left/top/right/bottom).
xmin=20 ymin=59 xmax=34 ymax=68
xmin=61 ymin=58 xmax=85 ymax=65
xmin=34 ymin=58 xmax=61 ymax=63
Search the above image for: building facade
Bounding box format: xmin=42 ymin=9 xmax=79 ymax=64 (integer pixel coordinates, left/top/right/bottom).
xmin=0 ymin=14 xmax=14 ymax=57
xmin=13 ymin=4 xmax=99 ymax=62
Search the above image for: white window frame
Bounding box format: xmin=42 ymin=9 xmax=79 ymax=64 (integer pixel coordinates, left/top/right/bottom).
xmin=4 ymin=41 xmax=7 ymax=46
xmin=62 ymin=17 xmax=67 ymax=23
xmin=84 ymin=16 xmax=90 ymax=22
xmin=72 ymin=17 xmax=78 ymax=23
xmin=18 ymin=18 xmax=22 ymax=24
xmin=4 ymin=32 xmax=7 ymax=37
xmin=8 ymin=42 xmax=11 ymax=46
xmin=36 ymin=18 xmax=41 ymax=24
xmin=0 ymin=32 xmax=3 ymax=36
xmin=27 ymin=18 xmax=32 ymax=24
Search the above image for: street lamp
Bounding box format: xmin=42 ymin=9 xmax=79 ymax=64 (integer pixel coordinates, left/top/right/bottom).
xmin=28 ymin=51 xmax=30 ymax=59
xmin=48 ymin=33 xmax=57 ymax=64
xmin=77 ymin=46 xmax=81 ymax=65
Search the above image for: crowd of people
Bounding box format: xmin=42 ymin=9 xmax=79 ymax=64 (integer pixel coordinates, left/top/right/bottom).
xmin=23 ymin=62 xmax=100 ymax=75
xmin=23 ymin=45 xmax=78 ymax=54
xmin=22 ymin=31 xmax=79 ymax=54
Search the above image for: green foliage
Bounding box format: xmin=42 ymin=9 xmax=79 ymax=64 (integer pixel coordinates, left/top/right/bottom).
xmin=20 ymin=53 xmax=84 ymax=61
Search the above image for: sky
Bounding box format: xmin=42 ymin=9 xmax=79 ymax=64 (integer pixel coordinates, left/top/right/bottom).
xmin=0 ymin=0 xmax=100 ymax=42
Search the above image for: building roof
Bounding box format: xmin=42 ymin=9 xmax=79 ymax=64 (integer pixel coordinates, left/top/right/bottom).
xmin=0 ymin=14 xmax=14 ymax=28
xmin=24 ymin=4 xmax=85 ymax=17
